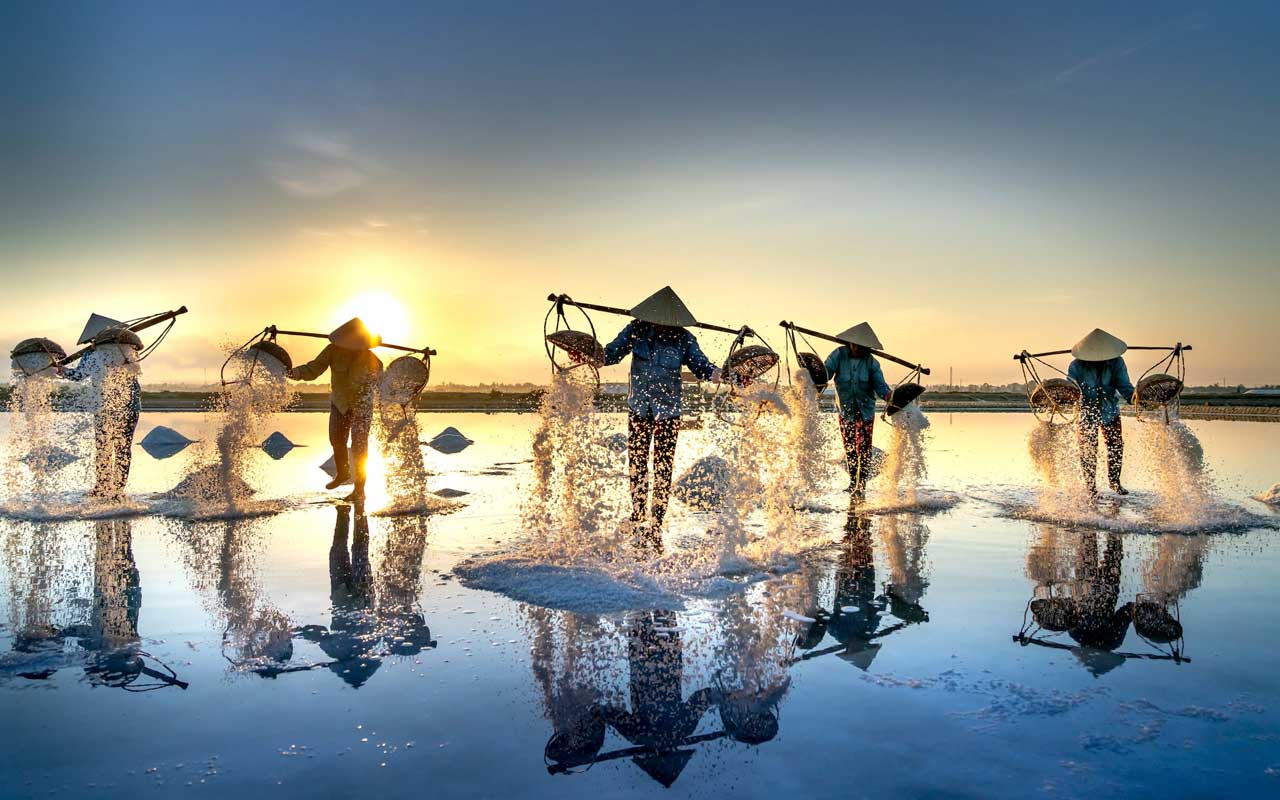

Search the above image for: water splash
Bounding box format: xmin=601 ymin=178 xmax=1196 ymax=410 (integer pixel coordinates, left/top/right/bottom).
xmin=2 ymin=376 xmax=68 ymax=509
xmin=165 ymin=348 xmax=294 ymax=516
xmin=523 ymin=370 xmax=627 ymax=560
xmin=878 ymin=402 xmax=930 ymax=506
xmin=372 ymin=399 xmax=454 ymax=516
xmin=1027 ymin=421 xmax=1089 ymax=512
xmin=1131 ymin=417 xmax=1216 ymax=525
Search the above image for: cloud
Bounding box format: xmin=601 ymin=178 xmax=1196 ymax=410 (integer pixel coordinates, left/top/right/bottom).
xmin=263 ymin=130 xmax=379 ymax=198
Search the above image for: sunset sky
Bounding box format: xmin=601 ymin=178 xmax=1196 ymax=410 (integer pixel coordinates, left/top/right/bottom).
xmin=3 ymin=1 xmax=1278 ymax=386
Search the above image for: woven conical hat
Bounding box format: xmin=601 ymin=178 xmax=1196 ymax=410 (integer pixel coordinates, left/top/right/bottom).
xmin=1071 ymin=328 xmax=1127 ymax=361
xmin=329 ymin=317 xmax=381 ymax=350
xmin=630 ymin=286 xmax=697 ymax=328
xmin=78 ymin=314 xmax=123 ymax=345
xmin=837 ymin=322 xmax=883 ymax=350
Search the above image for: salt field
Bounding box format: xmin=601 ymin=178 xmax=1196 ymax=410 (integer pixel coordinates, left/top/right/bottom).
xmin=2 ymin=409 xmax=1278 ymax=798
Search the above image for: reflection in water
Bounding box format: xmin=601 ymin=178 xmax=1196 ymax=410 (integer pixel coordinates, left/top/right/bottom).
xmin=1017 ymin=525 xmax=1198 ymax=671
xmin=2 ymin=519 xmax=186 ymax=690
xmin=533 ymin=598 xmax=794 ymax=786
xmin=794 ymin=505 xmax=930 ymax=669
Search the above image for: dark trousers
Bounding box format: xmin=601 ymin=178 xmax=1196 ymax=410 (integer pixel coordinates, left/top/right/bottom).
xmin=330 ymin=403 xmax=372 ymax=488
xmin=93 ymin=405 xmax=139 ymax=498
xmin=838 ymin=415 xmax=875 ymax=489
xmin=1079 ymin=418 xmax=1124 ymax=492
xmin=628 ymin=413 xmax=680 ymax=524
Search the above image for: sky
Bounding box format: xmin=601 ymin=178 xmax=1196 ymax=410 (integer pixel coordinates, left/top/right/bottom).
xmin=2 ymin=1 xmax=1278 ymax=386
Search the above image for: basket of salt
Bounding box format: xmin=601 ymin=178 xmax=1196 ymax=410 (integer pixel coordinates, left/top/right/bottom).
xmin=245 ymin=341 xmax=292 ymax=375
xmin=1030 ymin=596 xmax=1078 ymax=632
xmin=1029 ymin=378 xmax=1082 ymax=414
xmin=382 ymin=355 xmax=431 ymax=406
xmin=1132 ymin=599 xmax=1183 ymax=643
xmin=885 ymin=382 xmax=926 ymax=417
xmin=545 ymin=330 xmax=605 ymax=368
xmin=795 ymin=352 xmax=828 ymax=391
xmin=10 ymin=338 xmax=67 ymax=377
xmin=1135 ymin=373 xmax=1183 ymax=408
xmin=723 ymin=344 xmax=779 ymax=381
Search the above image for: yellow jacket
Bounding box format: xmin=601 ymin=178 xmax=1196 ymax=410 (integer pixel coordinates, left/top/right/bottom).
xmin=291 ymin=344 xmax=383 ymax=414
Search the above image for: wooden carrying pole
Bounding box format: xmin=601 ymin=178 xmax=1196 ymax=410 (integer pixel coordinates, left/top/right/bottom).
xmin=56 ymin=306 xmax=189 ymax=366
xmin=267 ymin=326 xmax=437 ymax=357
xmin=547 ymin=293 xmax=752 ymax=337
xmin=1014 ymin=344 xmax=1192 ymax=361
xmin=779 ymin=320 xmax=930 ymax=375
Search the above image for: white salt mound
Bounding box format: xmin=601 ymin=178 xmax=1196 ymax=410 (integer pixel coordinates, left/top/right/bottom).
xmin=140 ymin=426 xmax=195 ymax=446
xmin=674 ymin=455 xmax=732 ymax=509
xmin=260 ymin=431 xmax=298 ymax=459
xmin=1256 ymin=483 xmax=1280 ymax=506
xmin=427 ymin=427 xmax=473 ymax=454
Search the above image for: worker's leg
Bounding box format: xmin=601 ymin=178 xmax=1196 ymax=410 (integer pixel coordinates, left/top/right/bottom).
xmin=1102 ymin=419 xmax=1125 ymax=492
xmin=327 ymin=404 xmax=352 ymax=488
xmin=348 ymin=402 xmax=373 ymax=500
xmin=627 ymin=413 xmax=654 ymax=523
xmin=649 ymin=417 xmax=681 ymax=527
xmin=112 ymin=402 xmax=139 ymax=497
xmin=90 ymin=415 xmax=112 ymax=499
xmin=850 ymin=417 xmax=875 ymax=496
xmin=838 ymin=415 xmax=860 ymax=488
xmin=1078 ymin=419 xmax=1101 ymax=496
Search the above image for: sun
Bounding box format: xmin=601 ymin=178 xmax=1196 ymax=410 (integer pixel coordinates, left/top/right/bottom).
xmin=332 ymin=291 xmax=413 ymax=345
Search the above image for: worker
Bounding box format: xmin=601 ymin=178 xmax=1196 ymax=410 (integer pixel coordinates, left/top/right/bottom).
xmin=603 ymin=287 xmax=721 ymax=537
xmin=287 ymin=318 xmax=383 ymax=502
xmin=824 ymin=323 xmax=891 ymax=500
xmin=1067 ymin=328 xmax=1135 ymax=497
xmin=61 ymin=315 xmax=144 ymax=502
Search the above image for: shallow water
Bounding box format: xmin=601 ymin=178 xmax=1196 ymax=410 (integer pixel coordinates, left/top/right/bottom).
xmin=2 ymin=411 xmax=1279 ymax=798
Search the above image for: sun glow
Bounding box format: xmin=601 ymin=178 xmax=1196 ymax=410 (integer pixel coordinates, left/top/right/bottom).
xmin=332 ymin=291 xmax=413 ymax=345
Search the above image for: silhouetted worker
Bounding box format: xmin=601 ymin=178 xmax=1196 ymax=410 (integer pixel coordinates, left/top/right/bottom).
xmin=824 ymin=323 xmax=891 ymax=500
xmin=603 ymin=288 xmax=720 ymax=536
xmin=1068 ymin=328 xmax=1135 ymax=497
xmin=287 ymin=318 xmax=383 ymax=502
xmin=61 ymin=315 xmax=144 ymax=502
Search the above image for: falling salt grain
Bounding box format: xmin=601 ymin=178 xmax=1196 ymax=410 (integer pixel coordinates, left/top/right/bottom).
xmin=841 ymin=606 xmax=860 ymax=613
xmin=782 ymin=611 xmax=816 ymax=624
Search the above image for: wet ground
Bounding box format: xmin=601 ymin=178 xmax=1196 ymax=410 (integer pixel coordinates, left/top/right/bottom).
xmin=2 ymin=411 xmax=1278 ymax=798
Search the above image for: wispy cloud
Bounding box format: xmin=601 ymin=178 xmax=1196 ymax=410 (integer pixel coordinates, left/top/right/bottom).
xmin=263 ymin=130 xmax=380 ymax=198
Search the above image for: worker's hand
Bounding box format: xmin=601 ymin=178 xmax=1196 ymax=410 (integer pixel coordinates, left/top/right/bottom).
xmin=285 ymin=367 xmax=301 ymax=380
xmin=711 ymin=367 xmax=724 ymax=383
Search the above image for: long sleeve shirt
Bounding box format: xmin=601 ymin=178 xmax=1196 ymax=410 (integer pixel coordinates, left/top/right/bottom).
xmin=291 ymin=344 xmax=383 ymax=414
xmin=824 ymin=347 xmax=890 ymax=421
xmin=63 ymin=348 xmax=142 ymax=415
xmin=603 ymin=321 xmax=717 ymax=421
xmin=1068 ymin=357 xmax=1134 ymax=425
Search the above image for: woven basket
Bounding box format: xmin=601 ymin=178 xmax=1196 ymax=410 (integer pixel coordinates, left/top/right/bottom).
xmin=1136 ymin=373 xmax=1183 ymax=407
xmin=545 ymin=330 xmax=605 ymax=367
xmin=1029 ymin=378 xmax=1081 ymax=411
xmin=724 ymin=345 xmax=778 ymax=380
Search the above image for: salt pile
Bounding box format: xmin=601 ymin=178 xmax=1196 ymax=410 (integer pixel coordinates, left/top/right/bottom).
xmin=674 ymin=456 xmax=731 ymax=510
xmin=260 ymin=431 xmax=298 ymax=460
xmin=139 ymin=425 xmax=196 ymax=459
xmin=427 ymin=427 xmax=473 ymax=454
xmin=1255 ymin=483 xmax=1280 ymax=506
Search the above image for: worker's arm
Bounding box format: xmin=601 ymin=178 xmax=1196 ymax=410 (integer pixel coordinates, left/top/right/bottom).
xmin=1114 ymin=359 xmax=1136 ymax=404
xmin=287 ymin=344 xmax=334 ymax=381
xmin=824 ymin=347 xmax=843 ymax=381
xmin=601 ymin=321 xmax=636 ymax=366
xmin=870 ymin=358 xmax=891 ymax=401
xmin=683 ymin=333 xmax=718 ymax=382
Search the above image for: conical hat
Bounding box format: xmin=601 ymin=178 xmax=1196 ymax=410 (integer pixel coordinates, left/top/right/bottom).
xmin=837 ymin=322 xmax=882 ymax=350
xmin=1071 ymin=328 xmax=1127 ymax=361
xmin=329 ymin=317 xmax=381 ymax=350
xmin=630 ymin=286 xmax=697 ymax=328
xmin=78 ymin=314 xmax=123 ymax=345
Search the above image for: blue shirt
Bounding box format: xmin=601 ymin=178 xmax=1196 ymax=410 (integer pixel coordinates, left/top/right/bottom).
xmin=1068 ymin=357 xmax=1134 ymax=425
xmin=824 ymin=347 xmax=890 ymax=421
xmin=603 ymin=321 xmax=717 ymax=420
